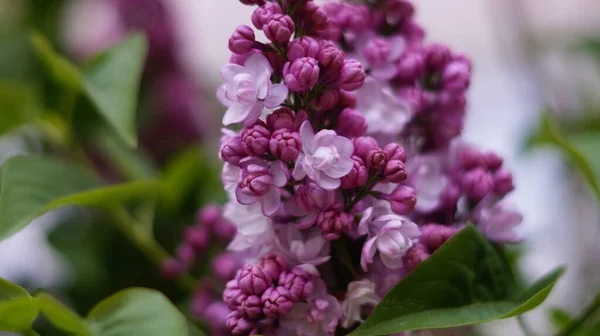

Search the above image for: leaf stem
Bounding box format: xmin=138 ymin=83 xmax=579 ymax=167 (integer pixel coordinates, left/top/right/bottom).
xmin=557 ymin=294 xmax=600 ymax=336
xmin=108 ymin=207 xmax=198 ymax=292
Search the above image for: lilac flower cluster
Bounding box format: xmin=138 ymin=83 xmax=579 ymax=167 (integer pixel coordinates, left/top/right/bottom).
xmin=210 ymin=0 xmax=523 ymax=335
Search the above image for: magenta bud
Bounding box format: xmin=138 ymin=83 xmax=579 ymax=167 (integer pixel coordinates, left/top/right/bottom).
xmin=267 ymin=108 xmax=295 ymax=131
xmin=420 ymin=224 xmax=459 ymax=249
xmin=388 ymin=185 xmax=417 ymax=215
xmin=241 ymin=121 xmax=272 ymax=156
xmin=366 ymin=149 xmax=387 ymax=170
xmin=338 ymin=90 xmax=357 ymax=108
xmin=239 ymin=0 xmax=263 ymax=4
xmin=162 ymin=258 xmax=184 ymax=279
xmin=223 ymin=280 xmax=244 ymax=309
xmin=269 ymin=128 xmax=302 ymax=161
xmin=265 ymin=48 xmax=286 ymax=77
xmin=462 ymin=168 xmax=494 ymax=201
xmin=353 ymin=136 xmax=379 ymax=158
xmin=341 ymin=156 xmax=368 ymax=189
xmin=190 ymin=287 xmax=213 ymax=319
xmin=404 ymin=243 xmax=430 ymax=271
xmin=251 ymin=2 xmax=282 ymax=29
xmin=426 ymin=43 xmax=452 ymax=70
xmin=297 ymin=2 xmax=328 ymax=33
xmin=316 ymin=210 xmax=353 ymax=240
xmin=228 ymin=25 xmax=256 ymax=54
xmin=336 ymin=108 xmax=367 ymax=137
xmin=396 ymin=49 xmax=425 ymax=82
xmin=262 ymin=286 xmax=293 ymax=319
xmin=220 ymin=135 xmax=247 ymax=166
xmin=493 ymin=168 xmax=514 ymax=195
xmin=226 ymin=310 xmax=256 ymax=335
xmin=176 ymin=243 xmax=196 ymax=266
xmin=484 ymin=151 xmax=504 ymax=170
xmin=398 ymin=87 xmax=429 ymax=114
xmin=317 ymin=41 xmax=345 ymax=82
xmin=283 ymin=57 xmax=320 ymax=92
xmin=258 ymin=255 xmax=287 ymax=280
xmin=383 ymin=143 xmax=407 ymax=163
xmin=198 ymin=204 xmax=221 ymax=226
xmin=441 ymin=184 xmax=460 ymax=209
xmin=385 ymin=160 xmax=407 ymax=183
xmin=184 ymin=226 xmax=210 ymax=250
xmin=287 ymin=36 xmax=320 ymax=61
xmin=339 ymin=59 xmax=366 ymax=91
xmin=238 ymin=164 xmax=273 ymax=198
xmin=313 ymin=89 xmax=339 ymax=112
xmin=212 ymin=253 xmax=240 ymax=281
xmin=237 ymin=264 xmax=273 ymax=295
xmin=443 ymin=58 xmax=471 ymax=93
xmin=213 ymin=218 xmax=237 ymax=240
xmin=238 ymin=294 xmax=263 ymax=320
xmin=278 ymin=267 xmax=313 ymax=301
xmin=264 ymin=14 xmax=295 ymax=43
xmin=459 ymin=147 xmax=485 ymax=170
xmin=363 ymin=37 xmax=390 ymax=67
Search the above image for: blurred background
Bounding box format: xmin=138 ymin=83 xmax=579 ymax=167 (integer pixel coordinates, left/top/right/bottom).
xmin=1 ymin=0 xmax=600 ymax=335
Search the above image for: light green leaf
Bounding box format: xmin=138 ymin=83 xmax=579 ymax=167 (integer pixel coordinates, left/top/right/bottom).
xmin=350 ymin=225 xmax=564 ymax=336
xmin=0 ymin=278 xmax=39 ymax=333
xmin=30 ymin=33 xmax=82 ymax=90
xmin=83 ymin=34 xmax=148 ymax=147
xmin=0 ymin=155 xmax=160 ymax=241
xmin=0 ymin=81 xmax=39 ymax=135
xmin=86 ymin=288 xmax=188 ymax=336
xmin=36 ymin=293 xmax=88 ymax=334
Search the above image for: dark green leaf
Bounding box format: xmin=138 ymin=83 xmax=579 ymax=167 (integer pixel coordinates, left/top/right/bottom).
xmin=0 ymin=155 xmax=159 ymax=241
xmin=550 ymin=309 xmax=575 ymax=331
xmin=30 ymin=33 xmax=82 ymax=90
xmin=350 ymin=225 xmax=564 ymax=336
xmin=86 ymin=288 xmax=188 ymax=336
xmin=0 ymin=81 xmax=39 ymax=135
xmin=83 ymin=34 xmax=148 ymax=147
xmin=0 ymin=278 xmax=39 ymax=333
xmin=36 ymin=293 xmax=88 ymax=334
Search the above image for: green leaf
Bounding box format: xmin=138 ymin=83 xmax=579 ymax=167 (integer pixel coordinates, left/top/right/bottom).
xmin=86 ymin=288 xmax=188 ymax=336
xmin=82 ymin=34 xmax=148 ymax=147
xmin=350 ymin=225 xmax=565 ymax=336
xmin=0 ymin=155 xmax=160 ymax=241
xmin=30 ymin=33 xmax=82 ymax=90
xmin=0 ymin=81 xmax=39 ymax=135
xmin=550 ymin=309 xmax=576 ymax=331
xmin=0 ymin=278 xmax=39 ymax=333
xmin=527 ymin=111 xmax=600 ymax=201
xmin=36 ymin=293 xmax=88 ymax=334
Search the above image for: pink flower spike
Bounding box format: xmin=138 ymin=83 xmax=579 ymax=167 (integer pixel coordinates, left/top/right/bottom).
xmin=217 ymin=53 xmax=288 ymax=126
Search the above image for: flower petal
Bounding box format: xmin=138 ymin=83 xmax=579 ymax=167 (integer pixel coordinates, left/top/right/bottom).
xmin=313 ymin=130 xmax=337 ymax=148
xmin=299 ymin=121 xmax=315 ymax=151
xmin=220 ymin=63 xmax=249 ymax=82
xmin=216 ymin=84 xmax=233 ymax=107
xmin=241 ymin=102 xmax=265 ymax=127
xmin=357 ymin=207 xmax=373 ymax=236
xmin=271 ymin=160 xmax=290 ymax=187
xmin=235 ymin=187 xmax=258 ymax=205
xmin=260 ymin=187 xmax=281 ymax=216
xmin=380 ymin=251 xmax=403 ymax=269
xmin=332 ymin=136 xmax=354 ymax=157
xmin=264 ymin=84 xmax=289 ymax=109
xmin=245 ymin=54 xmax=272 ymax=99
xmin=360 ymin=236 xmax=378 ymax=272
xmin=293 ymin=154 xmax=308 ymax=180
xmin=371 ymin=63 xmax=397 ymax=81
xmin=317 ymin=172 xmax=341 ymax=190
xmin=223 ymin=103 xmax=254 ymax=125
xmin=323 ymin=156 xmax=353 ymax=178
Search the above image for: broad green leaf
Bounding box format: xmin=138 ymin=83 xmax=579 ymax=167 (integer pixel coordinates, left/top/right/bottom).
xmin=0 ymin=81 xmax=39 ymax=135
xmin=30 ymin=33 xmax=82 ymax=90
xmin=350 ymin=225 xmax=564 ymax=336
xmin=0 ymin=155 xmax=159 ymax=241
xmin=83 ymin=34 xmax=148 ymax=147
xmin=527 ymin=111 xmax=600 ymax=201
xmin=0 ymin=278 xmax=39 ymax=333
xmin=86 ymin=288 xmax=187 ymax=336
xmin=36 ymin=293 xmax=88 ymax=334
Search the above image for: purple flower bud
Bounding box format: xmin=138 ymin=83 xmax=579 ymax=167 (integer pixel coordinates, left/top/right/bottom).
xmin=198 ymin=204 xmax=221 ymax=226
xmin=176 ymin=243 xmax=196 ymax=267
xmin=383 ymin=143 xmax=407 ymax=163
xmin=226 ymin=310 xmax=256 ymax=336
xmin=238 ymin=164 xmax=273 ymax=198
xmin=228 ymin=25 xmax=256 ymax=55
xmin=313 ymin=89 xmax=339 ymax=112
xmin=458 ymin=147 xmax=485 ymax=170
xmin=212 ymin=253 xmax=241 ymax=282
xmin=269 ymin=128 xmax=301 ymax=161
xmin=396 ymin=50 xmax=425 ymax=82
xmin=366 ymin=149 xmax=388 ymax=170
xmin=443 ymin=58 xmax=471 ymax=93
xmin=221 ymin=136 xmax=248 ymax=166
xmin=336 ymin=108 xmax=367 ymax=137
xmin=162 ymin=258 xmax=183 ymax=279
xmin=278 ymin=267 xmax=314 ymax=301
xmin=404 ymin=243 xmax=430 ymax=271
xmin=237 ymin=264 xmax=273 ymax=295
xmin=385 ymin=160 xmax=407 ymax=183
xmin=288 ymin=36 xmax=320 ymax=61
xmin=341 ymin=156 xmax=368 ymax=189
xmin=251 ymin=2 xmax=282 ymax=29
xmin=339 ymin=59 xmax=366 ymax=91
xmin=493 ymin=168 xmax=514 ymax=195
xmin=426 ymin=43 xmax=452 ymax=70
xmin=316 ymin=210 xmax=353 ymax=240
xmin=288 ymin=183 xmax=336 ymax=214
xmin=420 ymin=224 xmax=459 ymax=249
xmin=484 ymin=152 xmax=504 ymax=170
xmin=364 ymin=38 xmax=390 ymax=67
xmin=190 ymin=287 xmax=213 ymax=319
xmin=239 ymin=0 xmax=263 ymax=5
xmin=241 ymin=122 xmax=272 ymax=156
xmin=441 ymin=184 xmax=460 ymax=209
xmin=317 ymin=41 xmax=345 ymax=82
xmin=237 ymin=294 xmax=263 ymax=320
xmin=262 ymin=287 xmax=293 ymax=319
xmin=267 ymin=108 xmax=295 ymax=131
xmin=184 ymin=226 xmax=210 ymax=250
xmin=398 ymin=87 xmax=431 ymax=114
xmin=258 ymin=255 xmax=287 ymax=280
xmin=338 ymin=90 xmax=357 ymax=108
xmin=202 ymin=302 xmax=230 ymax=334
xmin=297 ymin=2 xmax=328 ymax=34
xmin=462 ymin=168 xmax=494 ymax=201
xmin=382 ymin=0 xmax=415 ymax=24
xmin=213 ymin=218 xmax=237 ymax=241
xmin=265 ymin=48 xmax=286 ymax=78
xmin=264 ymin=14 xmax=295 ymax=43
xmin=283 ymin=57 xmax=320 ymax=92
xmin=353 ymin=137 xmax=379 ymax=159
xmin=388 ymin=186 xmax=417 ymax=215
xmin=223 ymin=280 xmax=244 ymax=309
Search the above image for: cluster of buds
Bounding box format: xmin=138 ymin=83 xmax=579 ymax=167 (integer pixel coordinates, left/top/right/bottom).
xmin=213 ymin=1 xmax=523 ymax=335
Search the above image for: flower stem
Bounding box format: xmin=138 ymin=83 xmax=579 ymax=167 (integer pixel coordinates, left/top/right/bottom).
xmin=557 ymin=294 xmax=600 ymax=336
